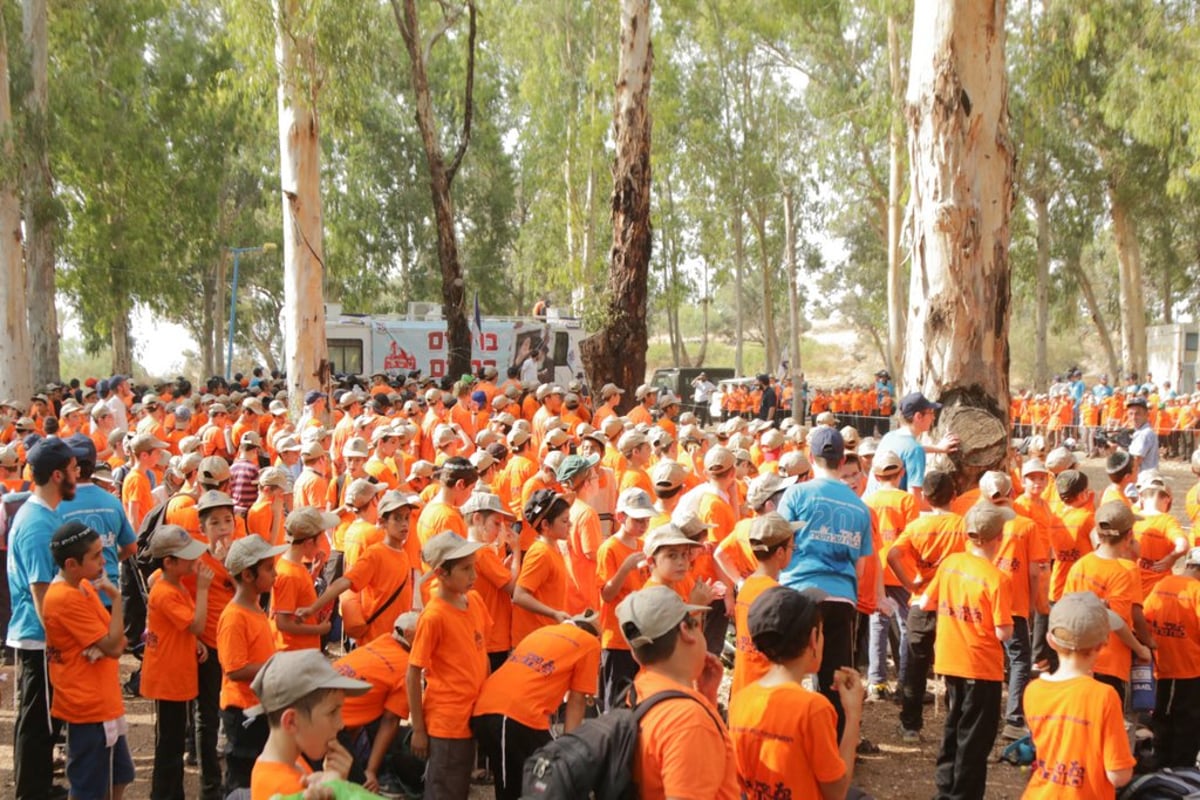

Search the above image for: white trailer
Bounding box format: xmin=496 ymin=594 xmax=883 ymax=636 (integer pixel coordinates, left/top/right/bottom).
xmin=1146 ymin=323 xmax=1200 ymax=391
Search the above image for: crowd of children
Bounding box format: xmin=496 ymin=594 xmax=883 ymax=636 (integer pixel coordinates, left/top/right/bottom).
xmin=2 ymin=371 xmax=1199 ymax=800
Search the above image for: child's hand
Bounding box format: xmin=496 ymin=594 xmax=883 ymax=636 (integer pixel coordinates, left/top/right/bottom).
xmin=196 ymin=641 xmax=209 ymax=663
xmin=833 ymin=666 xmax=865 ymax=717
xmin=696 ymin=652 xmax=724 ymax=703
xmin=295 ymin=604 xmax=317 ymax=620
xmin=622 ymin=551 xmax=645 ymax=572
xmin=689 ymin=579 xmax=716 ymax=607
xmin=299 ymin=771 xmax=340 ymax=799
xmin=410 ymin=728 xmax=429 ymax=759
xmin=322 ymin=737 xmax=353 ymax=779
xmin=195 ymin=563 xmax=215 ymax=590
xmin=93 ymin=575 xmax=120 ymax=602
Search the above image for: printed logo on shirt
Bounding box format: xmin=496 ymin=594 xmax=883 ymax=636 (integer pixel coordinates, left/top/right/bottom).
xmin=739 ymin=776 xmax=795 ymax=800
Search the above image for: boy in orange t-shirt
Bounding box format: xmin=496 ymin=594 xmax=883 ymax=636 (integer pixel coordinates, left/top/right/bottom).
xmin=272 ymin=508 xmax=338 ymax=651
xmin=248 ymin=649 xmax=370 ymax=800
xmin=595 ymin=487 xmax=655 ymax=710
xmin=511 ymin=489 xmax=573 ymax=642
xmin=1142 ymin=548 xmax=1200 ymax=769
xmin=729 ymin=513 xmax=795 ymax=705
xmin=1023 ymin=591 xmax=1135 ymax=799
xmin=918 ymin=504 xmax=1014 ymax=799
xmin=217 ymin=534 xmax=288 ymax=795
xmin=730 ymin=585 xmax=863 ymax=800
xmin=471 ymin=612 xmax=602 ymax=800
xmin=143 ymin=525 xmax=213 ymax=799
xmin=43 ymin=522 xmax=135 ymax=800
xmin=406 ymin=532 xmax=492 ymax=800
xmin=461 ymin=490 xmax=521 ymax=670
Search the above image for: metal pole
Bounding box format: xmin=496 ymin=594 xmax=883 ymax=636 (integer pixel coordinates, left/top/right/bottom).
xmin=784 ymin=189 xmax=803 ymax=424
xmin=226 ymin=249 xmax=242 ymax=381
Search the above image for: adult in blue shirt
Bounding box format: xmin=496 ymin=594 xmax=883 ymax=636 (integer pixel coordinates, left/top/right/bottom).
xmin=57 ymin=434 xmax=136 ymax=608
xmin=778 ymin=426 xmax=876 ymax=739
xmin=874 ymin=369 xmax=895 ymax=409
xmin=1127 ymin=395 xmax=1159 ymax=472
xmin=1092 ymin=374 xmax=1114 ymax=399
xmin=866 ymin=391 xmax=959 ymax=503
xmin=7 ymin=437 xmax=79 ymax=800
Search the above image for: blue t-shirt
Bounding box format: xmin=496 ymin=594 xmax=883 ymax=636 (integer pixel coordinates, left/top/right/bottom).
xmin=777 ymin=477 xmax=874 ymax=603
xmin=1130 ymin=424 xmax=1159 ymax=471
xmin=59 ymin=483 xmax=137 ymax=607
xmin=6 ymin=496 xmax=62 ymax=647
xmin=1068 ymin=380 xmax=1085 ymax=405
xmin=872 ymin=428 xmax=926 ymax=490
xmin=1092 ymin=383 xmax=1114 ymax=399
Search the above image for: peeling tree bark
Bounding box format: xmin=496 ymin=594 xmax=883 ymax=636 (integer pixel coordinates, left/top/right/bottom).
xmin=581 ymin=0 xmax=652 ymax=409
xmin=904 ymin=0 xmax=1013 ymax=479
xmin=1109 ymin=189 xmax=1146 ymax=377
xmin=276 ymin=0 xmax=329 ymax=415
xmin=0 ymin=10 xmax=31 ymax=403
xmin=886 ymin=9 xmax=906 ymax=380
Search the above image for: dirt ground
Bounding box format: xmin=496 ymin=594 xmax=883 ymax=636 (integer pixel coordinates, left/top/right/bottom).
xmin=0 ymin=454 xmax=1191 ymax=799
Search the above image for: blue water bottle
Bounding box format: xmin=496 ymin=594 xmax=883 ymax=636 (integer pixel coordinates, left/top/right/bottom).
xmin=1131 ymin=655 xmax=1155 ymax=712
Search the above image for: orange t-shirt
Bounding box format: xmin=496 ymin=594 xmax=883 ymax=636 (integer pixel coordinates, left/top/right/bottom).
xmin=246 ymin=498 xmax=280 ymax=545
xmin=730 ymin=574 xmax=777 ymax=700
xmin=343 ymin=520 xmax=385 ymax=568
xmin=408 ymin=592 xmax=492 ymax=739
xmin=993 ymin=513 xmax=1046 ymax=619
xmin=250 ymin=758 xmax=313 ymax=800
xmin=217 ymin=601 xmax=277 ymax=710
xmin=512 ymin=539 xmax=569 ymax=644
xmin=182 ymin=549 xmax=236 ymax=649
xmin=633 ymin=669 xmax=739 ymax=800
xmin=334 ymin=633 xmax=411 ymax=728
xmin=472 ymin=544 xmax=514 ymax=653
xmin=714 ymin=518 xmax=758 ymax=584
xmin=595 ymin=534 xmax=647 ymax=650
xmin=43 ymin=579 xmax=125 ymax=723
xmin=271 ymin=557 xmax=321 ymax=651
xmin=473 ymin=622 xmax=601 ymax=730
xmin=923 ymin=551 xmax=1013 ymax=682
xmin=1023 ymin=675 xmax=1134 ymax=800
xmin=343 ymin=543 xmax=414 ymax=645
xmin=416 ymin=499 xmax=467 ymax=551
xmin=121 ymin=466 xmax=154 ymax=529
xmin=142 ymin=579 xmax=199 ymax=701
xmin=892 ymin=511 xmax=966 ymax=586
xmin=619 ymin=466 xmax=654 ymax=498
xmin=866 ymin=487 xmax=919 ymax=587
xmin=1132 ymin=513 xmax=1188 ymax=594
xmin=1099 ymin=483 xmax=1132 ymax=508
xmin=729 ymin=681 xmax=846 ymax=799
xmin=566 ymin=500 xmax=604 ymax=613
xmin=1063 ymin=553 xmax=1142 ymax=683
xmin=1186 ymin=482 xmax=1200 ymax=535
xmin=1142 ymin=574 xmax=1200 ymax=680
xmin=293 ymin=468 xmax=329 ymax=512
xmin=1048 ymin=506 xmax=1095 ymax=603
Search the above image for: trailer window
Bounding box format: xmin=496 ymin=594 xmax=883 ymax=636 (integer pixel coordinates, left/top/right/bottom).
xmin=328 ymin=338 xmax=363 ymax=375
xmin=554 ymin=331 xmax=569 ymax=365
xmin=1186 ymin=333 xmax=1199 ymax=354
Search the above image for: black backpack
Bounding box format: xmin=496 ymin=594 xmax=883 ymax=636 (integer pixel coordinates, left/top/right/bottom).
xmin=521 ymin=689 xmax=721 ymax=800
xmin=0 ymin=490 xmax=31 ymax=549
xmin=134 ymin=497 xmax=173 ymax=579
xmin=1120 ymin=768 xmax=1200 ymax=800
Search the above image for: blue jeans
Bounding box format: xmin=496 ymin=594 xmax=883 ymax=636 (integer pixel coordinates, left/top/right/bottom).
xmin=868 ymin=585 xmax=910 ymax=686
xmin=1003 ymin=616 xmax=1031 ymax=727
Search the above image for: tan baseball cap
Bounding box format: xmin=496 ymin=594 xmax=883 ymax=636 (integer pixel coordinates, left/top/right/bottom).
xmin=198 ymin=456 xmax=231 ymax=485
xmin=225 ymin=534 xmax=289 ymax=575
xmin=239 ymin=431 xmax=262 ymax=450
xmin=746 ymin=472 xmax=797 ymax=510
xmin=1095 ymin=500 xmax=1139 ymax=535
xmin=147 ymin=524 xmax=207 ymax=560
xmin=247 ymin=650 xmax=371 ymax=718
xmin=257 ymin=466 xmax=290 ymax=489
xmin=460 ymin=491 xmax=515 ymax=519
xmin=131 ymin=434 xmax=169 ymax=455
xmin=651 ymin=459 xmax=687 ymax=491
xmin=872 ymin=450 xmax=904 ymax=476
xmin=617 ymin=586 xmax=709 ymax=647
xmin=285 ymin=507 xmax=341 ymax=542
xmin=342 ymin=437 xmax=370 ymax=459
xmin=301 ymin=441 xmax=327 ymax=460
xmin=979 ymin=470 xmax=1012 ymax=501
xmin=345 ymin=478 xmax=386 ymax=508
xmin=422 ymin=531 xmax=484 ymax=570
xmin=377 ymin=490 xmax=422 ymax=517
xmin=1021 ymin=458 xmax=1049 ymax=478
xmin=642 ymin=523 xmax=699 ymax=557
xmin=748 ymin=512 xmax=800 ymax=550
xmin=195 ymin=489 xmax=235 ymax=513
xmin=1048 ymin=591 xmax=1125 ymax=651
xmin=617 ymin=431 xmax=648 ymax=455
xmin=600 ymin=383 xmax=624 ymax=400
xmin=406 ymin=460 xmax=436 ymax=482
xmin=965 ymin=503 xmax=1013 ymax=541
xmin=703 ymin=446 xmax=735 ymax=475
xmin=616 ymin=488 xmax=656 ymax=519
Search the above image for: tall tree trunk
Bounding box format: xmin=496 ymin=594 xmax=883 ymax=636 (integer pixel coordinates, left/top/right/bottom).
xmin=1109 ymin=189 xmax=1146 ymax=377
xmin=1032 ymin=188 xmax=1050 ymax=391
xmin=1158 ymin=219 xmax=1174 ymax=325
xmin=110 ymin=292 xmax=133 ymax=376
xmin=732 ymin=209 xmax=745 ymax=376
xmin=784 ymin=189 xmax=802 ymax=422
xmin=580 ymin=0 xmax=652 ymax=410
xmin=886 ymin=9 xmax=906 ymax=381
xmin=750 ymin=206 xmax=778 ymax=372
xmin=1065 ymin=251 xmax=1120 ymax=380
xmin=0 ymin=11 xmax=31 ymax=403
xmin=213 ymin=252 xmax=226 ymax=379
xmin=276 ymin=0 xmax=329 ymax=414
xmin=904 ymin=0 xmax=1013 ymax=481
xmin=393 ymin=0 xmax=476 ymax=380
xmin=22 ymin=0 xmax=58 ymax=385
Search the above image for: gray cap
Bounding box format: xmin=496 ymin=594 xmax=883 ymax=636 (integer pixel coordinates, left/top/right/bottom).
xmin=617 ymin=586 xmax=709 ymax=648
xmin=1048 ymin=591 xmax=1125 ymax=651
xmin=247 ymin=650 xmax=371 ymax=718
xmin=147 ymin=524 xmax=207 ymax=560
xmin=225 ymin=535 xmax=289 ymax=575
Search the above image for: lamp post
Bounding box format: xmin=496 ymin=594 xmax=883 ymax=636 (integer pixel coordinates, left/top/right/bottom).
xmin=226 ymin=243 xmax=277 ymax=380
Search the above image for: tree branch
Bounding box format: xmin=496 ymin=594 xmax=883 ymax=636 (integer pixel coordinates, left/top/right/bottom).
xmin=445 ymin=1 xmax=476 ymax=186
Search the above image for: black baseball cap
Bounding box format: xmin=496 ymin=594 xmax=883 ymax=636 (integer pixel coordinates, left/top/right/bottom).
xmin=26 ymin=438 xmax=76 ymax=476
xmin=65 ymin=433 xmax=97 ymax=464
xmin=899 ymin=392 xmax=942 ymax=417
xmin=747 ymin=585 xmax=827 ymax=661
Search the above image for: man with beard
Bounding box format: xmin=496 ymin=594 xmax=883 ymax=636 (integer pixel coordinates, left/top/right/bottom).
xmin=7 ymin=437 xmax=80 ymax=800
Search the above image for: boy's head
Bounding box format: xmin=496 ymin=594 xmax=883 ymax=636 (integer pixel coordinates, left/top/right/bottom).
xmin=1055 ymin=470 xmax=1089 ymax=506
xmin=286 ymin=507 xmax=340 ymax=555
xmin=556 ymin=453 xmax=599 ymax=491
xmin=1105 ymin=451 xmax=1133 ymax=484
xmin=1183 ymin=547 xmax=1200 ymax=577
xmin=1021 ymin=459 xmax=1049 ymax=497
xmin=225 ymin=535 xmax=288 ymax=590
xmin=460 ymin=491 xmax=516 ymax=541
xmin=923 ymin=470 xmax=956 ymax=508
xmin=197 ymin=490 xmax=237 ymax=545
xmin=257 ymin=467 xmax=290 ymax=498
xmin=147 ymin=524 xmax=207 ymax=574
xmin=615 ymin=487 xmax=656 ymax=535
xmin=1135 ymin=470 xmax=1170 ymax=510
xmin=643 ymin=524 xmax=698 ymax=583
xmin=393 ymin=610 xmax=420 ymax=647
xmin=807 ymin=426 xmax=845 ymax=470
xmin=1047 ymin=591 xmax=1124 ymax=656
xmin=871 ymin=450 xmax=904 ymax=484
xmin=423 ymin=531 xmax=484 ymax=592
xmin=438 ymin=457 xmax=479 ymax=504
xmin=50 ymin=521 xmax=102 ymax=575
xmin=567 ymin=608 xmax=601 ymax=637
xmin=651 ymin=460 xmax=686 ymax=501
xmin=747 ymin=512 xmax=797 ymax=564
xmin=524 ymin=489 xmax=570 ymax=537
xmin=745 ymin=473 xmax=796 ymax=514
xmin=1095 ymin=500 xmax=1137 ymax=545
xmin=198 ymin=456 xmax=232 ymax=491
xmin=617 ymin=585 xmax=709 ymax=667
xmin=979 ymin=470 xmax=1012 ymax=505
xmin=377 ymin=490 xmax=421 ymax=541
xmin=249 ymin=650 xmax=371 ymax=760
xmin=965 ymin=502 xmax=1011 ymax=547
xmin=748 ymin=585 xmax=824 ymax=665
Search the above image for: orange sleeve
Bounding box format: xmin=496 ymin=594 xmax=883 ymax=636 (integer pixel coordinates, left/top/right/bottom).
xmin=217 ymin=608 xmax=253 ymax=673
xmin=517 ymin=544 xmax=552 ymax=593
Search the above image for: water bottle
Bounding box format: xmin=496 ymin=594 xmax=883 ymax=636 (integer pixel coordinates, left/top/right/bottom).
xmin=1130 ymin=656 xmax=1155 ymax=712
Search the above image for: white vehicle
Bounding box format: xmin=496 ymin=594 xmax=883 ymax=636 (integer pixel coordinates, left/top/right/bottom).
xmin=1146 ymin=323 xmax=1200 ymax=390
xmin=325 ymin=303 xmax=587 ymax=385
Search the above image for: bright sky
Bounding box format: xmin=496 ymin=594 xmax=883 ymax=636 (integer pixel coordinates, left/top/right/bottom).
xmin=60 ymin=303 xmax=196 ymax=378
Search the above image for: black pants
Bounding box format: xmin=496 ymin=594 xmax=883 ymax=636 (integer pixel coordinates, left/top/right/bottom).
xmin=901 ymin=606 xmax=937 ymax=732
xmin=1095 ymin=672 xmax=1127 ymax=708
xmin=703 ymin=598 xmax=729 ymax=656
xmin=471 ymin=714 xmax=552 ymax=800
xmin=152 ymin=700 xmax=188 ymax=800
xmin=934 ymin=677 xmax=1001 ymax=800
xmin=600 ymin=648 xmax=639 ymax=711
xmin=1153 ymin=677 xmax=1200 ymax=769
xmin=220 ymin=706 xmax=269 ymax=796
xmin=195 ymin=647 xmax=223 ymax=800
xmin=121 ymin=560 xmax=147 ymax=648
xmin=816 ymin=601 xmax=857 ymax=741
xmin=855 ymin=610 xmax=871 ymax=673
xmin=1031 ymin=608 xmax=1055 ymax=669
xmin=14 ymin=648 xmax=55 ymax=800
xmin=488 ymin=650 xmax=510 ymax=673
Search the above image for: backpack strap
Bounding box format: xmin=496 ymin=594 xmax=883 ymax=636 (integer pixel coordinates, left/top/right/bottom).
xmin=632 ymin=689 xmax=724 ymax=734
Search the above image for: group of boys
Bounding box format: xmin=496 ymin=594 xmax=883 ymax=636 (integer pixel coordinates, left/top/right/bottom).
xmin=4 ymin=369 xmax=1200 ymax=800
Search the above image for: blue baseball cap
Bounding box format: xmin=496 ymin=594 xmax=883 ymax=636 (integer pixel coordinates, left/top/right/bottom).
xmin=808 ymin=426 xmax=845 ymax=463
xmin=304 ymin=390 xmax=327 ymax=406
xmin=65 ymin=433 xmax=97 ymax=464
xmin=899 ymin=392 xmax=942 ymax=417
